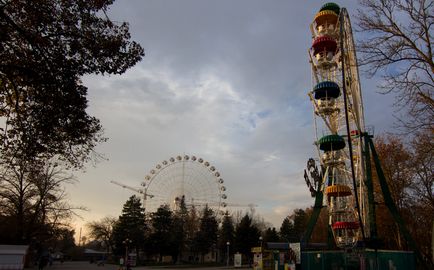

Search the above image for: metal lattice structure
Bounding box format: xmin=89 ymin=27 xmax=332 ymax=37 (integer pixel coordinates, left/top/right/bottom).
xmin=307 ymin=2 xmax=367 ymax=248
xmin=303 ymin=4 xmax=429 ymax=268
xmin=142 ymin=155 xmax=227 ymax=216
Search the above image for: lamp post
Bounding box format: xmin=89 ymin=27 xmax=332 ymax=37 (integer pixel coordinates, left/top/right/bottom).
xmin=259 ymin=236 xmax=263 ymax=270
xmin=123 ymin=238 xmax=132 ymax=269
xmin=226 ymin=241 xmax=230 ymax=267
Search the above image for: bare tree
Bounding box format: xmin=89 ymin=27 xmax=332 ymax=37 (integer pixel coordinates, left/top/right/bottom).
xmin=86 ymin=216 xmax=117 ymax=253
xmin=356 ymin=0 xmax=433 ymax=132
xmin=0 ymin=159 xmax=82 ymax=243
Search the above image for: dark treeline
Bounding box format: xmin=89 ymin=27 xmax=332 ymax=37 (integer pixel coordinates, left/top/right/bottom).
xmin=86 ymin=195 xmax=310 ymax=264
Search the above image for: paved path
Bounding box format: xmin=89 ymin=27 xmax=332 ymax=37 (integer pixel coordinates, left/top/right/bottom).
xmin=31 ymin=261 xmax=236 ymax=270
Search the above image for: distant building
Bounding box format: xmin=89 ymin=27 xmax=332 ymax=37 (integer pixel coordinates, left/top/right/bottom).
xmin=0 ymin=245 xmax=29 ymax=270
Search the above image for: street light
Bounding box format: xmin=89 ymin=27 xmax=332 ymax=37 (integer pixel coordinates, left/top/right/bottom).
xmin=226 ymin=241 xmax=230 ymax=267
xmin=122 ymin=238 xmax=132 ymax=269
xmin=258 ymin=236 xmax=263 ymax=270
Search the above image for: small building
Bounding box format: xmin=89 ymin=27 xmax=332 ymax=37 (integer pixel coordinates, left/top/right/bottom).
xmin=0 ymin=245 xmax=29 ymax=270
xmin=252 ymin=242 xmax=298 ymax=270
xmin=83 ymin=248 xmax=109 ymax=264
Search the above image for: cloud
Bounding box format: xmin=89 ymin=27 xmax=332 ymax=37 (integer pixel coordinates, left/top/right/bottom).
xmin=70 ymin=0 xmax=396 ymax=232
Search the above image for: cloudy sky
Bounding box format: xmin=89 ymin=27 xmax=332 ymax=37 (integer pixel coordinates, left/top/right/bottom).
xmin=70 ymin=0 xmax=396 ymax=236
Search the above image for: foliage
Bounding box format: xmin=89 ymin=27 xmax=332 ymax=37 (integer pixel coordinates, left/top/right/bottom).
xmin=193 ymin=206 xmax=218 ymax=262
xmin=279 ymin=209 xmax=313 ymax=243
xmin=184 ymin=206 xmax=200 ymax=260
xmin=52 ymin=227 xmax=76 ymax=254
xmin=375 ymin=135 xmax=413 ymax=210
xmin=263 ymin=227 xmax=279 ymax=243
xmin=0 ymin=0 xmax=143 ymax=254
xmin=218 ymin=213 xmax=235 ymax=261
xmin=112 ymin=196 xmax=146 ymax=258
xmin=356 ymin=0 xmax=433 ymax=132
xmin=279 ymin=217 xmax=294 ymax=242
xmin=305 ymin=207 xmax=329 ymax=244
xmin=86 ymin=216 xmax=117 ymax=252
xmin=373 ymin=133 xmax=434 ymax=263
xmin=170 ymin=196 xmax=188 ymax=263
xmin=290 ymin=209 xmax=309 ymax=242
xmin=0 ymin=0 xmax=144 ymax=168
xmin=409 ymin=131 xmax=434 ymax=212
xmin=148 ymin=204 xmax=174 ymax=261
xmin=234 ymin=214 xmax=260 ymax=260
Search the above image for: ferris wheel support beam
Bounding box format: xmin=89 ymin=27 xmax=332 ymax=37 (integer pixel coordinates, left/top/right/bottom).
xmin=339 ymin=8 xmax=366 ymax=243
xmin=303 ymin=166 xmax=328 ymax=245
xmin=367 ymin=136 xmax=430 ymax=269
xmin=363 ymin=133 xmax=378 ymax=241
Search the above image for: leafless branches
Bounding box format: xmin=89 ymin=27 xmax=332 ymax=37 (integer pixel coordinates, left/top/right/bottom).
xmin=356 ymin=0 xmax=433 ymax=132
xmin=0 ymin=159 xmax=83 ymax=242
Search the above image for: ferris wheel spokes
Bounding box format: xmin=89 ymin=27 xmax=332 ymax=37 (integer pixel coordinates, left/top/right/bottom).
xmin=142 ymin=155 xmax=227 ymax=217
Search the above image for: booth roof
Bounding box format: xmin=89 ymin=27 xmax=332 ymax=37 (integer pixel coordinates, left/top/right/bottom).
xmin=0 ymin=245 xmax=29 ymax=255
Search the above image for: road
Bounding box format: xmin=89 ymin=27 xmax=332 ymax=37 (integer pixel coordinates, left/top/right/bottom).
xmin=30 ymin=261 xmax=238 ymax=270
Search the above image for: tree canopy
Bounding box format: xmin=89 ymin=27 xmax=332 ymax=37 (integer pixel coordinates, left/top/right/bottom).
xmin=356 ymin=0 xmax=433 ymax=132
xmin=234 ymin=214 xmax=260 ymax=260
xmin=218 ymin=213 xmax=235 ymax=260
xmin=193 ymin=206 xmax=218 ymax=261
xmin=374 ymin=133 xmax=433 ymax=262
xmin=0 ymin=160 xmax=78 ymax=244
xmin=86 ymin=216 xmax=117 ymax=253
xmin=0 ymin=0 xmax=144 ymax=167
xmin=112 ymin=195 xmax=146 ymax=257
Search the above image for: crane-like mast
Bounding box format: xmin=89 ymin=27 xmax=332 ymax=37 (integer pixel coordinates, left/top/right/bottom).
xmin=110 ymin=180 xmax=154 ymax=209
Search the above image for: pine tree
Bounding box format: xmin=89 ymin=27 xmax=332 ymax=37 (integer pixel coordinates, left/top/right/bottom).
xmin=171 ymin=196 xmax=188 ymax=263
xmin=218 ymin=213 xmax=235 ymax=262
xmin=149 ymin=204 xmax=173 ymax=261
xmin=234 ymin=214 xmax=260 ymax=262
xmin=194 ymin=206 xmax=218 ymax=262
xmin=263 ymin=227 xmax=279 ymax=243
xmin=279 ymin=217 xmax=294 ymax=242
xmin=112 ymin=196 xmax=146 ymax=260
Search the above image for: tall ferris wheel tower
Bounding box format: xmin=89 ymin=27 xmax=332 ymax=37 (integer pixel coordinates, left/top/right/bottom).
xmin=307 ymin=2 xmax=368 ymax=248
xmin=302 ymin=4 xmax=429 ymax=268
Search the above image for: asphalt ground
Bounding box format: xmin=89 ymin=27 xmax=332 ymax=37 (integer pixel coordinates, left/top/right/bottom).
xmin=29 ymin=261 xmax=237 ymax=270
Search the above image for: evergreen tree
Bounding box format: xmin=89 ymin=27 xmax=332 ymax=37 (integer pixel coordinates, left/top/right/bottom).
xmin=185 ymin=206 xmax=200 ymax=259
xmin=291 ymin=209 xmax=308 ymax=242
xmin=218 ymin=213 xmax=235 ymax=262
xmin=112 ymin=196 xmax=146 ymax=260
xmin=194 ymin=206 xmax=218 ymax=262
xmin=149 ymin=204 xmax=173 ymax=261
xmin=171 ymin=196 xmax=188 ymax=263
xmin=263 ymin=227 xmax=279 ymax=243
xmin=234 ymin=214 xmax=260 ymax=262
xmin=279 ymin=217 xmax=294 ymax=242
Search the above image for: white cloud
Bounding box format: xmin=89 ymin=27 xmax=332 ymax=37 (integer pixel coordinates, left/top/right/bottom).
xmin=70 ymin=0 xmax=396 ymax=232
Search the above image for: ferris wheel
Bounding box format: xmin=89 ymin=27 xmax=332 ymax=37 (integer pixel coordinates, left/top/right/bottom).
xmin=308 ymin=3 xmax=367 ymax=248
xmin=142 ymin=155 xmax=227 ymax=216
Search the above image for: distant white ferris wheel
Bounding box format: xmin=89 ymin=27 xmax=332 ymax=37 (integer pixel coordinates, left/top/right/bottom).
xmin=142 ymin=155 xmax=228 ymax=216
